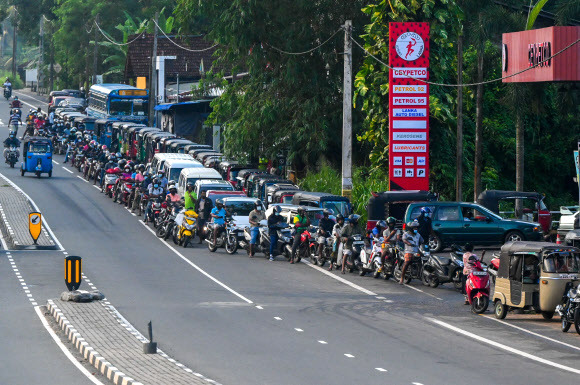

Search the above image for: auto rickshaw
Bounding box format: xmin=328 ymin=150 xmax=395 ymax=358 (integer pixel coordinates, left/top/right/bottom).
xmin=21 ymin=136 xmax=53 ymax=178
xmin=493 ymin=241 xmax=580 ymax=319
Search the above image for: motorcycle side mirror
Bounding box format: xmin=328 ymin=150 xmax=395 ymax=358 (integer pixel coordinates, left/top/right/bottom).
xmin=485 ymin=217 xmax=493 ymax=223
xmin=480 ymin=250 xmax=486 ymax=263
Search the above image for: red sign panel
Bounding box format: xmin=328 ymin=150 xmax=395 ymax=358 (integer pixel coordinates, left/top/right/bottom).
xmin=389 ymin=22 xmax=430 ymax=191
xmin=502 ymin=26 xmax=580 ymax=83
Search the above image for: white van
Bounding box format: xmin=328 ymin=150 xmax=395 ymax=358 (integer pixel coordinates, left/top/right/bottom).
xmin=149 ymin=153 xmax=195 ymax=175
xmin=177 ymin=167 xmax=223 ymax=195
xmin=194 ymin=179 xmax=234 ymax=198
xmin=164 ymin=158 xmax=204 ymax=183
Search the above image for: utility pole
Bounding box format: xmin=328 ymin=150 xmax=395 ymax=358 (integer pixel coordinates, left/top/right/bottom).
xmin=148 ymin=12 xmax=159 ymax=127
xmin=341 ymin=20 xmax=353 ymax=199
xmin=12 ymin=12 xmax=17 ymax=79
xmin=38 ymin=16 xmax=44 ymax=95
xmin=455 ymin=32 xmax=464 ymax=201
xmin=93 ymin=14 xmax=99 ymax=85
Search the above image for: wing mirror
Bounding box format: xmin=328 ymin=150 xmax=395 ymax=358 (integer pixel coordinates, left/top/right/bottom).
xmin=486 ymin=217 xmax=493 ymax=223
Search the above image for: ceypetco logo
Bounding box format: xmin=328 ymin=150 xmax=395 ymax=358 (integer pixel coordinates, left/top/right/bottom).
xmin=395 ymin=32 xmax=424 ymax=61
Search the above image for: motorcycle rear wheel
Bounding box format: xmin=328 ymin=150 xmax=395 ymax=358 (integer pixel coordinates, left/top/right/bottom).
xmin=574 ymin=308 xmax=580 ymax=335
xmin=562 ymin=317 xmax=571 ymax=332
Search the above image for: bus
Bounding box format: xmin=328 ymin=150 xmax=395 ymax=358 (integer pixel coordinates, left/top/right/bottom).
xmin=86 ymin=84 xmax=149 ymax=124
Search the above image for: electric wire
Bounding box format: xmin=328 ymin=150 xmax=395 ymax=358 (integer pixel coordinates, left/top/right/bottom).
xmin=265 ymin=28 xmax=343 ymax=55
xmin=152 ymin=19 xmax=218 ymax=52
xmin=95 ymin=20 xmax=146 ymax=46
xmin=350 ymin=35 xmax=580 ymax=87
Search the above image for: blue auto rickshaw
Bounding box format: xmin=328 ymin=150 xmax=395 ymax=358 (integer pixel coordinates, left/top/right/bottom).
xmin=21 ymin=137 xmax=53 ymax=178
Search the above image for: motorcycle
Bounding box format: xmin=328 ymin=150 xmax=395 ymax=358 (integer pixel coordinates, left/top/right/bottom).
xmin=145 ymin=199 xmax=164 ymax=226
xmin=488 ymin=252 xmax=500 ymax=284
xmin=359 ymin=237 xmax=384 ymax=277
xmin=5 ymin=146 xmax=19 ymax=168
xmin=421 ymin=245 xmax=464 ymax=289
xmin=249 ymin=222 xmax=293 ymax=259
xmin=4 ymin=87 xmax=11 ymax=100
xmin=170 ymin=207 xmax=197 ymax=247
xmin=206 ymin=217 xmax=236 ymax=252
xmin=138 ymin=193 xmax=149 ymax=216
xmin=101 ymin=169 xmax=119 ymax=198
xmin=114 ymin=178 xmax=134 ymax=205
xmin=393 ymin=244 xmax=429 ymax=284
xmin=466 ymin=258 xmax=490 ymax=314
xmin=556 ymin=282 xmax=580 ymax=334
xmin=312 ymin=229 xmax=334 ymax=267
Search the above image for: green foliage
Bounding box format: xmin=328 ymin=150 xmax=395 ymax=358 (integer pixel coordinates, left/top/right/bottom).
xmin=526 ymin=0 xmax=550 ymax=30
xmin=0 ymin=70 xmax=24 ymax=89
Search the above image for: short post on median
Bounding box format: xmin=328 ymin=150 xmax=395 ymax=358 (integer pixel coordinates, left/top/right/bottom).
xmin=28 ymin=212 xmax=42 ymax=245
xmin=64 ymin=256 xmax=82 ymax=291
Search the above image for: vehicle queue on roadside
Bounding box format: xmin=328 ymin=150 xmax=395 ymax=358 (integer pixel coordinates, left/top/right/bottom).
xmin=5 ymin=87 xmax=580 ymax=337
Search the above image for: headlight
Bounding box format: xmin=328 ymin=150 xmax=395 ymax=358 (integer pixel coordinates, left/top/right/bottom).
xmin=185 ymin=223 xmax=195 ymax=230
xmin=283 ymin=237 xmax=291 ymax=242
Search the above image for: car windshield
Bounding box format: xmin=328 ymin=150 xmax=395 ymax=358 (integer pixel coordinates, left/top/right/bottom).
xmin=304 ymin=210 xmax=324 ymax=226
xmin=67 ymin=98 xmax=86 ymax=106
xmin=229 ymin=170 xmax=241 ymax=179
xmin=109 ymin=99 xmax=132 ymax=116
xmin=281 ymin=195 xmax=294 ymax=204
xmin=543 ymin=252 xmax=580 ymax=273
xmin=322 ymin=201 xmax=349 ymax=216
xmin=168 ymin=168 xmax=184 ymax=181
xmin=28 ymin=143 xmax=50 ymax=153
xmin=133 ymin=99 xmax=148 ymax=116
xmin=225 ymin=201 xmax=255 ymax=216
xmin=201 ymin=186 xmax=233 ymax=193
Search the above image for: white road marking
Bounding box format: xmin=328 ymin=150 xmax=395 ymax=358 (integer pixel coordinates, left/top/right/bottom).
xmin=76 ymin=175 xmax=88 ymax=183
xmin=429 ymin=318 xmax=580 ymax=374
xmin=294 ymin=328 xmax=303 ymax=332
xmin=301 ymin=260 xmax=377 ymax=296
xmin=344 ymin=353 xmax=354 ymax=358
xmin=52 ymin=160 xmax=59 ymax=165
xmin=34 ymin=306 xmax=106 ymax=385
xmin=255 ymin=305 xmax=263 ymax=310
xmin=318 ymin=340 xmax=328 ymax=344
xmin=375 ymin=368 xmax=387 ymax=372
xmin=384 ymin=299 xmax=394 ymax=303
xmin=404 ymin=284 xmax=443 ymax=300
xmin=0 ymin=172 xmax=63 ymax=250
xmin=139 ymin=221 xmax=254 ymax=304
xmin=412 ymin=383 xmax=424 ymax=385
xmin=274 ymin=317 xmax=282 ymax=321
xmin=481 ymin=315 xmax=580 ymax=352
xmin=62 ymin=167 xmax=73 ymax=174
xmin=14 ymin=91 xmax=47 ymax=107
xmin=93 ymin=185 xmax=101 ymax=190
xmin=376 ymin=296 xmax=386 ymax=299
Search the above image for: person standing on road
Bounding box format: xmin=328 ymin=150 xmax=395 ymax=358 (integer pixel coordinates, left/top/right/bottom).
xmin=400 ymin=221 xmax=424 ymax=284
xmin=195 ymin=190 xmax=213 ymax=243
xmin=291 ymin=207 xmax=310 ymax=264
xmin=329 ymin=214 xmax=345 ymax=271
xmin=317 ymin=210 xmax=335 ymax=262
xmin=267 ymin=205 xmax=285 ymax=261
xmin=416 ymin=207 xmax=432 ymax=245
xmin=340 ymin=215 xmax=363 ymax=274
xmin=462 ymin=243 xmax=477 ymax=304
xmin=248 ymin=201 xmax=265 ymax=258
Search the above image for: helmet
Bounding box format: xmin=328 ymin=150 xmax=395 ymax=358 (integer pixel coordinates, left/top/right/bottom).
xmin=138 ymin=164 xmax=145 ymax=172
xmin=152 ymin=177 xmax=159 ymax=184
xmin=169 ymin=185 xmax=177 ymax=192
xmin=108 ymin=154 xmax=116 ymax=162
xmin=157 ymin=169 xmax=165 ymax=175
xmin=116 ymin=152 xmax=122 ymax=158
xmin=386 ymin=217 xmax=396 ymax=226
xmin=298 ymin=206 xmax=307 ymax=214
xmin=168 ymin=180 xmax=176 ymax=186
xmin=124 ymin=167 xmax=131 ymax=173
xmin=323 ymin=209 xmax=331 ymax=217
xmin=275 ymin=205 xmax=282 ymax=213
xmin=336 ymin=214 xmax=344 ymax=222
xmin=348 ymin=214 xmax=360 ymax=225
xmin=101 ymin=145 xmax=108 ymax=151
xmin=186 ymin=182 xmax=194 ymax=189
xmin=421 ymin=207 xmax=432 ymax=214
xmin=377 ymin=220 xmax=386 ymax=228
xmin=216 ymin=198 xmax=224 ymax=208
xmin=407 ymin=220 xmax=419 ymax=229
xmin=118 ymin=159 xmax=127 ymax=169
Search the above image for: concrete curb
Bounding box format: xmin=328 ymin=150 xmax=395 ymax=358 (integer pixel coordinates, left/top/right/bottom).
xmin=47 ymin=300 xmax=143 ymax=385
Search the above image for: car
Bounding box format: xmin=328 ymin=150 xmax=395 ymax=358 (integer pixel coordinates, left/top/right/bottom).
xmin=193 ymin=179 xmax=234 ymax=199
xmin=62 ymin=89 xmax=82 ymax=98
xmin=266 ymin=204 xmax=325 ymax=228
xmin=48 ymin=96 xmax=72 ymax=113
xmin=404 ymin=201 xmax=544 ymax=252
xmin=222 ymin=197 xmax=264 ymax=227
xmin=206 ymin=190 xmax=246 ymax=204
xmin=58 ymin=97 xmax=87 ymax=111
xmin=558 ymin=206 xmax=579 ymax=236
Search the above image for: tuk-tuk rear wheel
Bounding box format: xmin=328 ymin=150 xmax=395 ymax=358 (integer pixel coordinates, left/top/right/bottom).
xmin=20 ymin=169 xmax=24 ymax=176
xmin=494 ymin=300 xmax=508 ymax=319
xmin=48 ymin=171 xmax=52 ymax=177
xmin=541 ymin=311 xmax=554 ymax=320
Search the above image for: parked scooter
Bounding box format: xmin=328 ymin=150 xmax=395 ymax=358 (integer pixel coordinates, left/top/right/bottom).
xmin=359 ymin=237 xmax=383 ymax=277
xmin=393 ymin=244 xmax=429 ymax=284
xmin=556 ymin=282 xmax=580 ymax=334
xmin=101 ymin=168 xmax=120 ymax=198
xmin=465 ymin=256 xmax=490 ymax=314
xmin=421 ymin=244 xmax=464 ymax=289
xmin=171 ymin=206 xmax=197 ymax=247
xmin=336 ymin=234 xmax=365 ymax=272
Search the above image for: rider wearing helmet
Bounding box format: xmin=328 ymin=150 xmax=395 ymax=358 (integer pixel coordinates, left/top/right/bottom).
xmin=379 ymin=217 xmax=400 ymax=273
xmin=195 ymin=190 xmax=213 ymax=244
xmin=144 ymin=178 xmax=164 ymax=224
xmin=330 ymin=214 xmax=346 ymax=271
xmin=156 ymin=169 xmax=168 ymax=189
xmin=166 ymin=183 xmax=181 ymax=204
xmin=3 ymin=130 xmax=20 ymax=161
xmin=267 ymin=205 xmax=285 ymax=261
xmin=340 ymin=214 xmax=362 ymax=274
xmin=210 ymin=198 xmax=227 ymax=247
xmin=417 ymin=207 xmax=432 ymax=243
xmin=317 ymin=209 xmax=335 ymax=262
xmin=248 ymin=200 xmax=266 ymax=258
xmin=290 ymin=206 xmax=311 ymax=264
xmin=400 ymin=220 xmax=424 ymax=284
xmin=372 ymin=220 xmax=387 ymax=238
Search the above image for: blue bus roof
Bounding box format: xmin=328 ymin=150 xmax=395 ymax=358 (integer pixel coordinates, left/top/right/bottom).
xmin=89 ymin=84 xmax=148 ymax=96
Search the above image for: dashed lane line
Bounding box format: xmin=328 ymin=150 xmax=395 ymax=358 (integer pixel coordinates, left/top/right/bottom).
xmin=429 ymin=317 xmax=580 ymax=375
xmin=300 ymin=259 xmax=377 ymax=296
xmin=62 ymin=167 xmax=73 ymax=174
xmin=404 ymin=283 xmax=443 ymax=301
xmin=139 ymin=220 xmax=254 ymax=304
xmin=52 ymin=160 xmax=59 ymax=165
xmin=481 ymin=314 xmax=580 ymax=352
xmin=76 ymin=175 xmax=88 ymax=183
xmin=375 ymin=368 xmax=387 ymax=372
xmin=344 ymin=353 xmax=355 ymax=358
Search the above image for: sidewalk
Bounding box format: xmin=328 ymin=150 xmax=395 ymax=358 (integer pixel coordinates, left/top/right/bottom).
xmin=0 ymin=174 xmax=57 ymax=250
xmin=47 ymin=299 xmax=220 ymax=385
xmin=14 ymin=88 xmax=49 ymax=103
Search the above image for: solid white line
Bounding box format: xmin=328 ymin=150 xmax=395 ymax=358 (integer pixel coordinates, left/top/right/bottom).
xmin=0 ymin=172 xmax=64 ymax=250
xmin=139 ymin=221 xmax=254 ymax=304
xmin=301 ymin=260 xmax=377 ymax=296
xmin=34 ymin=306 xmax=106 ymax=385
xmin=429 ymin=318 xmax=580 ymax=374
xmin=14 ymin=91 xmax=47 ymax=107
xmin=255 ymin=305 xmax=263 ymax=310
xmin=404 ymin=283 xmax=443 ymax=300
xmin=52 ymin=160 xmax=59 ymax=165
xmin=62 ymin=167 xmax=73 ymax=174
xmin=481 ymin=315 xmax=580 ymax=352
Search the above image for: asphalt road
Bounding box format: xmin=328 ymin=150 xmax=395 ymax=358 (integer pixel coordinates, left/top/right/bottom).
xmin=3 ymin=90 xmax=580 ymax=385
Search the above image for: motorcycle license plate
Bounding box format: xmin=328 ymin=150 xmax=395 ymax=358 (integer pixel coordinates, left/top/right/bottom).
xmin=353 ymin=241 xmax=364 ymax=245
xmin=238 ymin=231 xmax=244 ymax=237
xmin=472 ymin=271 xmax=487 ymax=276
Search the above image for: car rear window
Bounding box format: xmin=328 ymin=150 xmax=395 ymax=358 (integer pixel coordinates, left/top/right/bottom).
xmin=409 ymin=205 xmax=436 ymax=220
xmin=434 ymin=206 xmax=461 ymax=221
